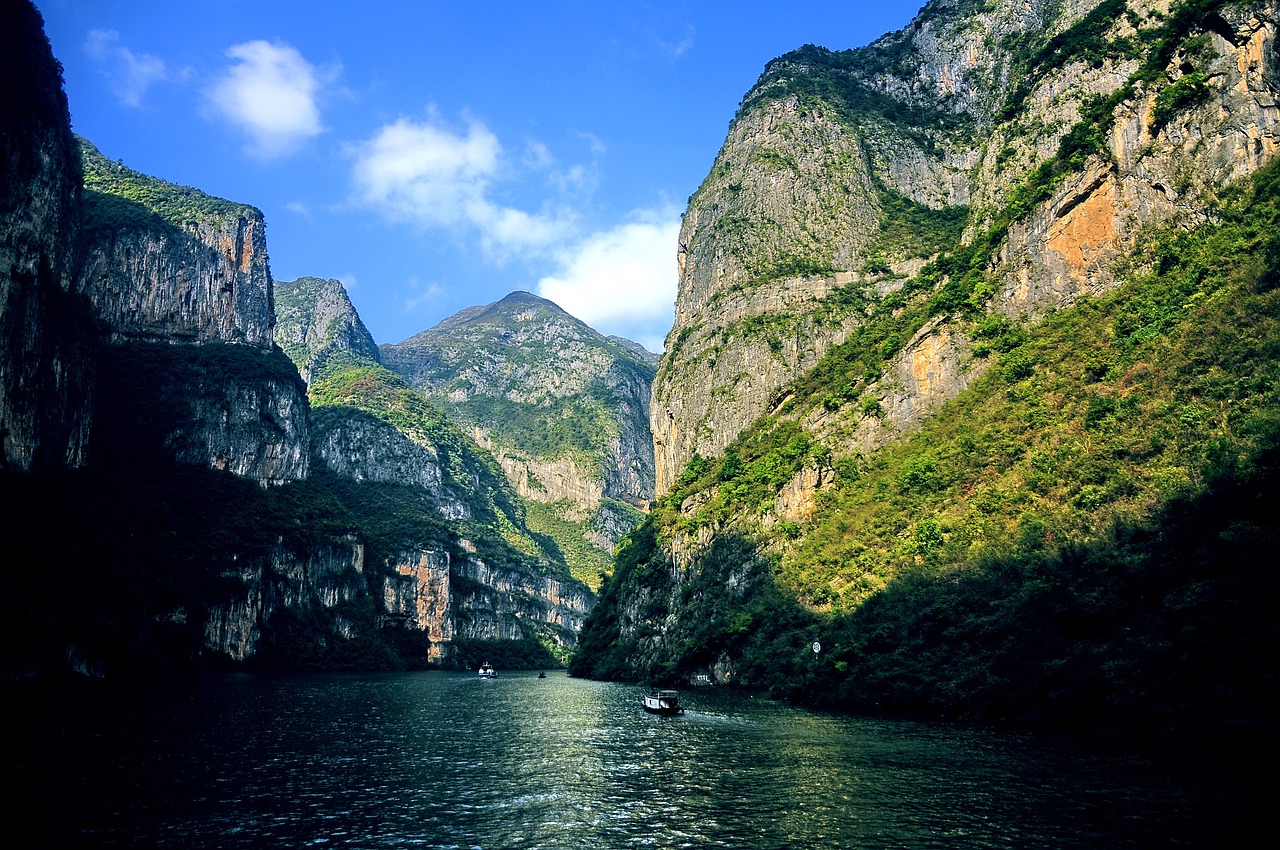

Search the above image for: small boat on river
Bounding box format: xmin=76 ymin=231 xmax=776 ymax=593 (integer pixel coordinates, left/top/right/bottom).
xmin=478 ymin=662 xmax=497 ymax=679
xmin=642 ymin=688 xmax=683 ymax=715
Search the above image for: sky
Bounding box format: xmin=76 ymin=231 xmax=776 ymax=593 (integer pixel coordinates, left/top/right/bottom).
xmin=34 ymin=1 xmax=925 ymax=352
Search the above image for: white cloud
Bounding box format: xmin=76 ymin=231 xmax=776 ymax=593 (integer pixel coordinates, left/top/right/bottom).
xmin=84 ymin=29 xmax=168 ymax=107
xmin=402 ymin=276 xmax=447 ymax=313
xmin=659 ymin=23 xmax=696 ymax=60
xmin=537 ymin=209 xmax=680 ymax=351
xmin=207 ymin=40 xmax=326 ymax=158
xmin=348 ymin=113 xmax=575 ymax=255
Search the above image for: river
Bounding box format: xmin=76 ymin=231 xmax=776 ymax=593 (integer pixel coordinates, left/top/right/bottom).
xmin=6 ymin=670 xmax=1252 ymax=848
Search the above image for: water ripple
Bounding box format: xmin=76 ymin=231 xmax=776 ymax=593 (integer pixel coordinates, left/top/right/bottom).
xmin=6 ymin=671 xmax=1247 ymax=849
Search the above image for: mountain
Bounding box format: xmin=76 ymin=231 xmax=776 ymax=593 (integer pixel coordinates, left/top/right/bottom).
xmin=381 ymin=291 xmax=656 ymax=587
xmin=573 ymin=0 xmax=1280 ymax=748
xmin=1 ymin=0 xmax=94 ymax=472
xmin=1 ymin=4 xmax=590 ymax=678
xmin=274 ymin=276 xmax=381 ymax=385
xmin=272 ymin=276 xmax=593 ymax=662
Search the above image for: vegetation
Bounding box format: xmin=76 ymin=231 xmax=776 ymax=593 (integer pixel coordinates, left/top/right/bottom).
xmin=79 ymin=139 xmax=259 ymax=239
xmin=573 ymin=151 xmax=1280 ymax=749
xmin=740 ymin=43 xmax=970 ymax=147
xmin=450 ymin=637 xmax=560 ymax=671
xmin=865 ymin=182 xmax=969 ymax=262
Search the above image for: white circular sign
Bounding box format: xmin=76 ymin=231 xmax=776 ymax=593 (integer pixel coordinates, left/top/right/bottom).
xmin=812 ymin=641 xmax=821 ymax=654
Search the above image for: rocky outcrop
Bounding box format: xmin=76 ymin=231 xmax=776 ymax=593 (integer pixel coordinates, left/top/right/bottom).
xmin=383 ymin=549 xmax=454 ymax=660
xmin=0 ymin=0 xmax=95 ymax=472
xmin=274 ymin=277 xmax=381 ymax=383
xmin=175 ymin=373 xmax=310 ymax=484
xmin=313 ymin=407 xmax=445 ymax=492
xmin=205 ymin=535 xmax=368 ymax=661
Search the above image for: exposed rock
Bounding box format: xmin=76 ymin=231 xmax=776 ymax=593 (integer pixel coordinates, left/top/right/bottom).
xmin=0 ymin=0 xmax=95 ymax=472
xmin=383 ymin=549 xmax=454 ymax=660
xmin=383 ymin=545 xmax=594 ymax=660
xmin=78 ymin=141 xmax=274 ymax=348
xmin=205 ymin=535 xmax=367 ymax=661
xmin=274 ymin=277 xmax=380 ymax=383
xmin=176 ymin=374 xmax=310 ymax=484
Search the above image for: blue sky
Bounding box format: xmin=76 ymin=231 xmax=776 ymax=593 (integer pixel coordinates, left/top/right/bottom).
xmin=35 ymin=1 xmax=925 ymax=352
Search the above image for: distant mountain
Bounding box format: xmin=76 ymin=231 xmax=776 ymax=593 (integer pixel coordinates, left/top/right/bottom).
xmin=381 ymin=291 xmax=656 ymax=587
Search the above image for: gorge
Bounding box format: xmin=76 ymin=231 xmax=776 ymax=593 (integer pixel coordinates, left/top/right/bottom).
xmin=3 ymin=0 xmax=1279 ymax=754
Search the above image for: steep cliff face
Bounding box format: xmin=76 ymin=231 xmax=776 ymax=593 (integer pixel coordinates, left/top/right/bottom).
xmin=205 ymin=535 xmax=368 ymax=662
xmin=382 ymin=544 xmax=593 ymax=662
xmin=654 ymin=0 xmax=1280 ymax=495
xmin=575 ymin=0 xmax=1280 ymax=742
xmin=77 ymin=141 xmax=309 ymax=484
xmin=0 ymin=0 xmax=95 ymax=472
xmin=78 ymin=141 xmax=275 ymax=347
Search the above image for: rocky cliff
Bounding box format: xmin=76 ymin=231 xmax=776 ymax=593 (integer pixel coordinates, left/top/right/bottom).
xmin=655 ymin=0 xmax=1280 ymax=494
xmin=78 ymin=141 xmax=275 ymax=347
xmin=0 ymin=1 xmax=95 ymax=472
xmin=274 ymin=277 xmax=596 ymax=663
xmin=575 ymin=0 xmax=1280 ymax=744
xmin=77 ymin=140 xmax=309 ymax=483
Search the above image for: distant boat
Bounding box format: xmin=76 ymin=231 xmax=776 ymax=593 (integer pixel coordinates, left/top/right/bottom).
xmin=537 ymin=671 xmax=546 ymax=678
xmin=642 ymin=688 xmax=683 ymax=715
xmin=478 ymin=662 xmax=497 ymax=679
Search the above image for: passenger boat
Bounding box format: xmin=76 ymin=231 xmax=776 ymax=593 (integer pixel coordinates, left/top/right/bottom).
xmin=642 ymin=688 xmax=683 ymax=715
xmin=477 ymin=662 xmax=497 ymax=679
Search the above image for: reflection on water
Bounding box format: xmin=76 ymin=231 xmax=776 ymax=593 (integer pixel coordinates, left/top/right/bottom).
xmin=6 ymin=671 xmax=1249 ymax=848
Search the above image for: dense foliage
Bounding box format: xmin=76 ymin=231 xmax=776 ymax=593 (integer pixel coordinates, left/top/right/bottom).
xmin=574 ymin=122 xmax=1280 ymax=750
xmin=79 ymin=139 xmax=259 ymax=239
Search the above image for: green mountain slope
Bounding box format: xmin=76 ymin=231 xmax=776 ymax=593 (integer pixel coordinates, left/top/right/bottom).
xmin=381 ymin=291 xmax=656 ymax=587
xmin=273 ymin=277 xmax=569 ymax=576
xmin=573 ymin=0 xmax=1280 ymax=748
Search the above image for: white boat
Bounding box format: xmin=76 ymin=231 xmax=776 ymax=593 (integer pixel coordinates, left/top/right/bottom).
xmin=478 ymin=662 xmax=497 ymax=679
xmin=642 ymin=688 xmax=682 ymax=715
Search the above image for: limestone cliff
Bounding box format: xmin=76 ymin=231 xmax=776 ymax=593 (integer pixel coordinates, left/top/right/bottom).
xmin=76 ymin=141 xmax=309 ymax=483
xmin=383 ymin=544 xmax=593 ymax=662
xmin=654 ymin=0 xmax=1280 ymax=495
xmin=0 ymin=1 xmax=95 ymax=472
xmin=78 ymin=141 xmax=275 ymax=348
xmin=205 ymin=535 xmax=368 ymax=662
